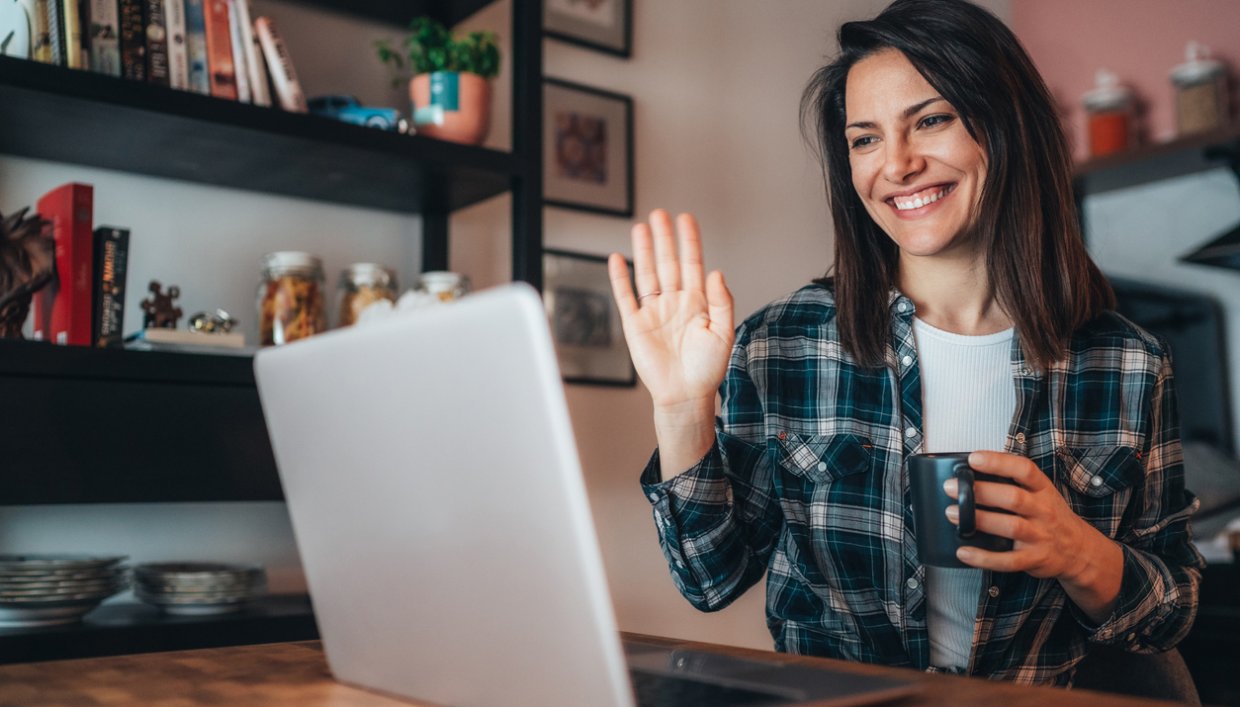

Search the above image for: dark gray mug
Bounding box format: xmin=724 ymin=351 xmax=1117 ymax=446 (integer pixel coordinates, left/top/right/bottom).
xmin=909 ymin=452 xmax=1014 ymax=568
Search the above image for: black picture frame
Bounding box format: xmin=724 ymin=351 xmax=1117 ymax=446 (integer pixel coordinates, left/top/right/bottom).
xmin=543 ymin=248 xmax=636 ymax=387
xmin=543 ymin=78 xmax=635 ymax=218
xmin=543 ymin=0 xmax=632 ymax=58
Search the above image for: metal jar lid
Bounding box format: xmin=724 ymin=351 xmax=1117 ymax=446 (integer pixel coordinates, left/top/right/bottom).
xmin=262 ymin=251 xmax=322 ymax=277
xmin=341 ymin=262 xmax=396 ymax=289
xmin=1171 ymin=41 xmax=1225 ymax=86
xmin=1082 ymin=69 xmax=1134 ymax=111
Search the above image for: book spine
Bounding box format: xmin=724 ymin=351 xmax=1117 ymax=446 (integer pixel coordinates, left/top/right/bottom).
xmin=225 ymin=0 xmax=249 ymax=102
xmin=46 ymin=0 xmax=64 ymax=65
xmin=92 ymin=226 xmax=129 ymax=348
xmin=143 ymin=0 xmax=168 ymax=85
xmin=202 ymin=0 xmax=235 ymax=99
xmin=117 ymin=0 xmax=145 ymax=81
xmin=34 ymin=183 xmax=94 ymax=346
xmin=254 ymin=16 xmax=304 ymax=112
xmin=60 ymin=0 xmax=82 ymax=67
xmin=86 ymin=0 xmax=120 ymax=75
xmin=29 ymin=0 xmax=52 ymax=62
xmin=182 ymin=0 xmax=208 ymax=94
xmin=232 ymin=0 xmax=268 ymax=106
xmin=163 ymin=0 xmax=186 ymax=88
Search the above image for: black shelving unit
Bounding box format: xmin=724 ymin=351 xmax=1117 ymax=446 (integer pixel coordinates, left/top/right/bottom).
xmin=0 ymin=595 xmax=318 ymax=663
xmin=0 ymin=0 xmax=542 ymax=662
xmin=1074 ymin=121 xmax=1240 ymax=197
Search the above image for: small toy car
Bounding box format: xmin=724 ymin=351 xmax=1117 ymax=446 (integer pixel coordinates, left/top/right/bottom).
xmin=308 ymin=95 xmax=405 ymax=131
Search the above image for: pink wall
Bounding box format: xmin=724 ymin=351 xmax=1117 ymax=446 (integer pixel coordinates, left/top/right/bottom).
xmin=1010 ymin=0 xmax=1238 ymax=160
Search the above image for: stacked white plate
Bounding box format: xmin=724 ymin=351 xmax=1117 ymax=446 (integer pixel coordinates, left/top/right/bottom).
xmin=133 ymin=562 xmax=266 ymax=615
xmin=0 ymin=554 xmax=128 ymax=627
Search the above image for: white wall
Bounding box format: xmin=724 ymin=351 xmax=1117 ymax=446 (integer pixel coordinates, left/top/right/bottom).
xmin=0 ymin=0 xmax=1014 ymax=649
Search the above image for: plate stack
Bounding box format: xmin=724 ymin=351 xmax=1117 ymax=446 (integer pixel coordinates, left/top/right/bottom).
xmin=133 ymin=562 xmax=266 ymax=615
xmin=0 ymin=554 xmax=128 ymax=627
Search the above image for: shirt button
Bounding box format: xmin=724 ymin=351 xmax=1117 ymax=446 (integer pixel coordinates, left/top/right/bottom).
xmin=897 ymin=301 xmax=909 ymax=313
xmin=648 ymin=493 xmax=659 ymax=502
xmin=906 ymin=578 xmax=919 ymax=590
xmin=1015 ymin=433 xmax=1025 ymax=445
xmin=817 ymin=461 xmax=828 ymax=472
xmin=1090 ymin=476 xmax=1104 ymax=487
xmin=988 ymin=585 xmax=1000 ymax=598
xmin=904 ymin=427 xmax=917 ymax=438
xmin=901 ymin=355 xmax=913 ymax=367
xmin=1021 ymin=367 xmax=1031 ymax=375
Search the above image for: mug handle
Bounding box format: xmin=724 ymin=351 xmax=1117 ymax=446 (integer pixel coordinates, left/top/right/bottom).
xmin=953 ymin=462 xmax=976 ymax=539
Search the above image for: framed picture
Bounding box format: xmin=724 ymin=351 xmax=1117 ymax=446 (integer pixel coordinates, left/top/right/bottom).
xmin=543 ymin=0 xmax=632 ymax=58
xmin=544 ymin=78 xmax=634 ymax=217
xmin=543 ymin=248 xmax=636 ymax=387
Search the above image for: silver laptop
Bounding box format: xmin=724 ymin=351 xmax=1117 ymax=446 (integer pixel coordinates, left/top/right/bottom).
xmin=254 ymin=283 xmax=918 ymax=707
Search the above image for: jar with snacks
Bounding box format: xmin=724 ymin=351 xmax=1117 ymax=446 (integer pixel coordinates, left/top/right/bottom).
xmin=337 ymin=263 xmax=397 ymax=327
xmin=1082 ymin=69 xmax=1136 ymax=158
xmin=1171 ymin=41 xmax=1229 ymax=137
xmin=257 ymin=251 xmax=327 ymax=346
xmin=417 ymin=271 xmax=470 ymax=302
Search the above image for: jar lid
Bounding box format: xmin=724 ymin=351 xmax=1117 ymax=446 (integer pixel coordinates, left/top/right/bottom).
xmin=1082 ymin=69 xmax=1134 ymax=110
xmin=1171 ymin=41 xmax=1225 ymax=85
xmin=262 ymin=251 xmax=322 ymax=275
xmin=342 ymin=262 xmax=395 ymax=288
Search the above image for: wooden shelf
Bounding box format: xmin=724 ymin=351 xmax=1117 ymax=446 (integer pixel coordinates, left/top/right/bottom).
xmin=0 ymin=57 xmax=518 ymax=214
xmin=1074 ymin=122 xmax=1240 ymax=197
xmin=0 ymin=594 xmax=317 ymax=664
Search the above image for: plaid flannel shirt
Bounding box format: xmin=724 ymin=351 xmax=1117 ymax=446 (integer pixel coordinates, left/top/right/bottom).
xmin=640 ymin=283 xmax=1204 ymax=686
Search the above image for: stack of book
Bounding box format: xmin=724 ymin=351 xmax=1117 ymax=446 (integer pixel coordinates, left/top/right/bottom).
xmin=9 ymin=0 xmax=306 ymax=111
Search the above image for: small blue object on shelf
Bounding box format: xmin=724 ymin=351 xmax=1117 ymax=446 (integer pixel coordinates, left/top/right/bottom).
xmin=308 ymin=95 xmax=404 ymax=131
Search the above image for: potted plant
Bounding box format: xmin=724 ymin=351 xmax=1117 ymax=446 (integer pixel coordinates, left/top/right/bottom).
xmin=376 ymin=18 xmax=501 ymax=145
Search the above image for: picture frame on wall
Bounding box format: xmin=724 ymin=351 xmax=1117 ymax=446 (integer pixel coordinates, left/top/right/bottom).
xmin=543 ymin=248 xmax=636 ymax=387
xmin=543 ymin=0 xmax=632 ymax=58
xmin=544 ymin=78 xmax=634 ymax=217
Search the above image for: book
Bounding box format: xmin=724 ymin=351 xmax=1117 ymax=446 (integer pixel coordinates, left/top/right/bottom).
xmin=162 ymin=0 xmax=186 ymax=88
xmin=143 ymin=0 xmax=168 ymax=85
xmin=31 ymin=183 xmax=94 ymax=346
xmin=60 ymin=0 xmax=82 ymax=67
xmin=27 ymin=0 xmax=52 ymax=62
xmin=202 ymin=0 xmax=235 ymax=99
xmin=92 ymin=226 xmax=129 ymax=348
xmin=85 ymin=0 xmax=120 ymax=75
xmin=182 ymin=0 xmax=208 ymax=93
xmin=225 ymin=0 xmax=249 ymax=102
xmin=231 ymin=0 xmax=268 ymax=106
xmin=126 ymin=327 xmax=245 ymax=348
xmin=117 ymin=0 xmax=144 ymax=80
xmin=254 ymin=16 xmax=304 ymax=112
xmin=45 ymin=0 xmax=63 ymax=64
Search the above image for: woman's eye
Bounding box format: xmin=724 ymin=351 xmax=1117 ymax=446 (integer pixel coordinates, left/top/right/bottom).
xmin=919 ymin=114 xmax=954 ymax=129
xmin=849 ymin=135 xmax=877 ymax=150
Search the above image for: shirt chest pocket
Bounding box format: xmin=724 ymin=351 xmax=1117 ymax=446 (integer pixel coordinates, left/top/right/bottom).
xmin=775 ymin=432 xmax=873 ymax=485
xmin=1055 ymin=445 xmax=1142 ymax=538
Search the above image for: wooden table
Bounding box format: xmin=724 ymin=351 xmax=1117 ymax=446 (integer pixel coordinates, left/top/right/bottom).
xmin=0 ymin=636 xmax=1181 ymax=706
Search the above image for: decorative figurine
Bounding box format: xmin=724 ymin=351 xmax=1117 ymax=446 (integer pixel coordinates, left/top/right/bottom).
xmin=188 ymin=309 xmax=238 ymax=334
xmin=0 ymin=207 xmax=54 ymax=339
xmin=140 ymin=280 xmax=183 ymax=329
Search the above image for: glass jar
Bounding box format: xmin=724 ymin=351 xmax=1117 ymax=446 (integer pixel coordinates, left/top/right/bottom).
xmin=257 ymin=251 xmax=327 ymax=346
xmin=337 ymin=263 xmax=397 ymax=327
xmin=1082 ymin=69 xmax=1136 ymax=158
xmin=417 ymin=271 xmax=470 ymax=302
xmin=1171 ymin=42 xmax=1228 ymax=137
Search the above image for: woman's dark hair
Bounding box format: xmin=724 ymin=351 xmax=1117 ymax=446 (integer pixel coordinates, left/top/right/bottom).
xmin=801 ymin=0 xmax=1114 ymax=369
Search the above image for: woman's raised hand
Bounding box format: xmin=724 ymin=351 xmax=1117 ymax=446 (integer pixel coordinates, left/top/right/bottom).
xmin=608 ymin=209 xmax=735 ymax=413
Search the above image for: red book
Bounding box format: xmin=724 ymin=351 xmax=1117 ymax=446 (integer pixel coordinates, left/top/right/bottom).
xmin=32 ymin=183 xmax=95 ymax=346
xmin=203 ymin=0 xmax=237 ymax=99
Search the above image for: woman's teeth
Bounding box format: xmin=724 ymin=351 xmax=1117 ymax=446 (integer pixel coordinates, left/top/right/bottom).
xmin=893 ymin=185 xmax=953 ymax=211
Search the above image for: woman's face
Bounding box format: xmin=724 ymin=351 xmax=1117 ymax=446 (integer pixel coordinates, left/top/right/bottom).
xmin=843 ymin=49 xmax=987 ymax=260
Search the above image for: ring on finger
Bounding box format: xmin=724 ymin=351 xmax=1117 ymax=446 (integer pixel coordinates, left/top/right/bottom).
xmin=637 ymin=290 xmax=662 ymax=303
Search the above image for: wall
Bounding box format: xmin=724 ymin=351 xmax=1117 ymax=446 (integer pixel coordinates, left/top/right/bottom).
xmin=1011 ymin=0 xmax=1238 ymax=160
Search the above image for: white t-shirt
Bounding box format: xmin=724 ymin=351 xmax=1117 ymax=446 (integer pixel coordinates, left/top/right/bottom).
xmin=911 ymin=316 xmax=1016 ymax=670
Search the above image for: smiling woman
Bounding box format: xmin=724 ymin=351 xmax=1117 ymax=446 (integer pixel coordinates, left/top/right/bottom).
xmin=608 ymin=0 xmax=1204 ymax=692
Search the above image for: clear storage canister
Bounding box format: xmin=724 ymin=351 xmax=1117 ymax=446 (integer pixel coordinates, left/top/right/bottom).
xmin=337 ymin=262 xmax=397 ymax=327
xmin=258 ymin=251 xmax=327 ymax=346
xmin=417 ymin=271 xmax=470 ymax=302
xmin=1172 ymin=41 xmax=1228 ymax=137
